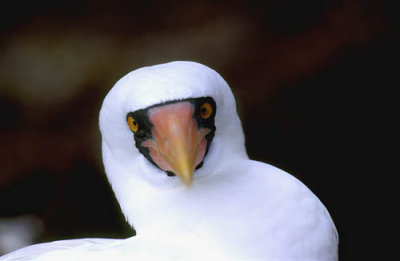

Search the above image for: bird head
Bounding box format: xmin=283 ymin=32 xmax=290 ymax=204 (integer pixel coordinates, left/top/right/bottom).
xmin=100 ymin=61 xmax=248 ymax=192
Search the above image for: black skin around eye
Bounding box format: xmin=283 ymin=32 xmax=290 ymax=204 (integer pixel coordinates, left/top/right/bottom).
xmin=192 ymin=97 xmax=216 ymax=129
xmin=126 ymin=96 xmax=217 ymax=176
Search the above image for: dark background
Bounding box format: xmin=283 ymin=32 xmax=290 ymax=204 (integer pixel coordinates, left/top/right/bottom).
xmin=0 ymin=0 xmax=394 ymax=259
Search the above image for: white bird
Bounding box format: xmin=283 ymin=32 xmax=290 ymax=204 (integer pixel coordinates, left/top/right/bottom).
xmin=1 ymin=61 xmax=338 ymax=260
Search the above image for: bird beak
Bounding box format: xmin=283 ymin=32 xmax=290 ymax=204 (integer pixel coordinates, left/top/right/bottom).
xmin=141 ymin=102 xmax=210 ymax=187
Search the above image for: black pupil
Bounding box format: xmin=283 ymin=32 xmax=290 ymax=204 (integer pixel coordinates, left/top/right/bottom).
xmin=133 ymin=120 xmax=137 ymax=125
xmin=201 ymin=107 xmax=207 ymax=113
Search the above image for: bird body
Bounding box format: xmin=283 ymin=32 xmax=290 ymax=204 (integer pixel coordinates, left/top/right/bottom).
xmin=1 ymin=61 xmax=338 ymax=260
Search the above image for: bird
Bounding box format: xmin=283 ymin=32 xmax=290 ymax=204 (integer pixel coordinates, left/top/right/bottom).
xmin=1 ymin=61 xmax=338 ymax=260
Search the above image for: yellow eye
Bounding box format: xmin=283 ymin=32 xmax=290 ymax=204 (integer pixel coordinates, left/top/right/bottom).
xmin=200 ymin=102 xmax=213 ymax=119
xmin=127 ymin=116 xmax=139 ymax=132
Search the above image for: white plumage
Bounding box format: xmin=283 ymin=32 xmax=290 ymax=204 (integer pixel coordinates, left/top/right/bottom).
xmin=1 ymin=61 xmax=338 ymax=260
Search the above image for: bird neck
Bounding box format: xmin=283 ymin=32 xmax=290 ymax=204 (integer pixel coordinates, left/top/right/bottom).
xmin=123 ymin=157 xmax=246 ymax=240
xmin=106 ymin=147 xmax=247 ymax=240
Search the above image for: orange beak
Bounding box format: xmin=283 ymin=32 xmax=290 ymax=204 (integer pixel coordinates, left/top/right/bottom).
xmin=141 ymin=102 xmax=210 ymax=187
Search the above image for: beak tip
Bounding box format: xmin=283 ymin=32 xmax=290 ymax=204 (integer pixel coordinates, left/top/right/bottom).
xmin=185 ymin=181 xmax=193 ymax=188
xmin=180 ymin=174 xmax=193 ymax=188
xmin=175 ymin=170 xmax=194 ymax=188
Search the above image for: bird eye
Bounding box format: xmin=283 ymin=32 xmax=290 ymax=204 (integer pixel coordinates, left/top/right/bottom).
xmin=127 ymin=116 xmax=139 ymax=132
xmin=200 ymin=102 xmax=213 ymax=119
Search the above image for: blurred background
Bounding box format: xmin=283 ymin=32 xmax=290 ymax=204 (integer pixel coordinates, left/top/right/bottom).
xmin=0 ymin=0 xmax=394 ymax=259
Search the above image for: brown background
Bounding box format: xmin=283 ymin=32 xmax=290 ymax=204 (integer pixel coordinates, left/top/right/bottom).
xmin=0 ymin=0 xmax=394 ymax=259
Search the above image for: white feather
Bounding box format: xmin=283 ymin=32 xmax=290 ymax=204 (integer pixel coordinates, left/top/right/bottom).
xmin=2 ymin=61 xmax=338 ymax=260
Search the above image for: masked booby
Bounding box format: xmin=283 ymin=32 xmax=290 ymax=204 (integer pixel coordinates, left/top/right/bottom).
xmin=1 ymin=61 xmax=338 ymax=260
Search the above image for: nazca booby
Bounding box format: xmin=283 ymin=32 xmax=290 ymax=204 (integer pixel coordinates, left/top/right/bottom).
xmin=1 ymin=61 xmax=338 ymax=260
